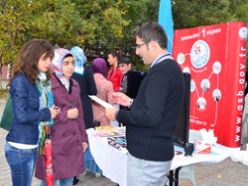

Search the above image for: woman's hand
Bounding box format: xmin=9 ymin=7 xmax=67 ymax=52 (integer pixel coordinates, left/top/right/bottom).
xmin=67 ymin=108 xmax=79 ymax=119
xmin=49 ymin=105 xmax=61 ymax=119
xmin=82 ymin=142 xmax=88 ymax=152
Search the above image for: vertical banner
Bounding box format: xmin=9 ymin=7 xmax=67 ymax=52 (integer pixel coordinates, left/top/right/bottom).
xmin=158 ymin=0 xmax=174 ymax=53
xmin=173 ymin=22 xmax=248 ymax=147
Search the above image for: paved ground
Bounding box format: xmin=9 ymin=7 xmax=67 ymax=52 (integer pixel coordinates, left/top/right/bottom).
xmin=1 ymin=99 xmax=248 ymax=186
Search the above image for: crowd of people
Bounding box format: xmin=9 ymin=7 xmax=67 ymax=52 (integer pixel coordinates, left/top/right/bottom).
xmin=4 ymin=22 xmax=185 ymax=186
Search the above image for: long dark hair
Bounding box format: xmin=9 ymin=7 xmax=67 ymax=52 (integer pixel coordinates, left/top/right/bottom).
xmin=11 ymin=39 xmax=54 ymax=84
xmin=108 ymin=50 xmax=124 ymax=62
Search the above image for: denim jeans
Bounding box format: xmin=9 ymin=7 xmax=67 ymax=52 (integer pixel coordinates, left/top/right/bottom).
xmin=40 ymin=178 xmax=73 ymax=186
xmin=5 ymin=143 xmax=37 ymax=186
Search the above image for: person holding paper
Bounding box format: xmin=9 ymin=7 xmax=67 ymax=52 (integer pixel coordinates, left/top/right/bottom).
xmin=92 ymin=58 xmax=114 ymax=126
xmin=106 ymin=22 xmax=185 ymax=186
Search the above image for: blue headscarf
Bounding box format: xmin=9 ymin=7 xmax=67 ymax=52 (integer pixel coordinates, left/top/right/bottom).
xmin=70 ymin=46 xmax=87 ymax=75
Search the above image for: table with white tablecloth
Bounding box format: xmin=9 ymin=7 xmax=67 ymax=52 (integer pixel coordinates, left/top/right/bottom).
xmin=86 ymin=128 xmax=230 ymax=186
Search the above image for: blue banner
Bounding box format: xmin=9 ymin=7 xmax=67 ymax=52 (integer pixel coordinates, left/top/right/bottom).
xmin=158 ymin=0 xmax=174 ymax=53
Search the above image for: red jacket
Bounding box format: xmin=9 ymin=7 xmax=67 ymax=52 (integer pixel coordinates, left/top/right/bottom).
xmin=107 ymin=66 xmax=123 ymax=92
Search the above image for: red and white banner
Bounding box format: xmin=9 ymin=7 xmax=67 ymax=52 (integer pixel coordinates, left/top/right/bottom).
xmin=173 ymin=22 xmax=248 ymax=147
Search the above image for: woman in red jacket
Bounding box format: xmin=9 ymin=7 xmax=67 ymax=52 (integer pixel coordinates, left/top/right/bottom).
xmin=107 ymin=51 xmax=123 ymax=92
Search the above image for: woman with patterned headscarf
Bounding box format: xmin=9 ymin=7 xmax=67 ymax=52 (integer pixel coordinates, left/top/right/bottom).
xmin=35 ymin=48 xmax=88 ymax=186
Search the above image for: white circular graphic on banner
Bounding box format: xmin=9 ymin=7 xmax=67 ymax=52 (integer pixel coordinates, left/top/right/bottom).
xmin=239 ymin=27 xmax=248 ymax=40
xmin=190 ymin=80 xmax=196 ymax=92
xmin=212 ymin=61 xmax=222 ymax=74
xmin=197 ymin=97 xmax=207 ymax=110
xmin=213 ymin=89 xmax=222 ymax=101
xmin=201 ymin=79 xmax=211 ymax=92
xmin=190 ymin=40 xmax=210 ymax=69
xmin=183 ymin=67 xmax=190 ymax=74
xmin=177 ymin=53 xmax=185 ymax=64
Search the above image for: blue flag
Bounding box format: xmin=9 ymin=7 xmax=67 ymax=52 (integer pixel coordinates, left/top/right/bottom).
xmin=158 ymin=0 xmax=174 ymax=53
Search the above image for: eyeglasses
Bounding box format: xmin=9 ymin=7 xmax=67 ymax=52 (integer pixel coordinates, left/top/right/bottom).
xmin=135 ymin=42 xmax=146 ymax=49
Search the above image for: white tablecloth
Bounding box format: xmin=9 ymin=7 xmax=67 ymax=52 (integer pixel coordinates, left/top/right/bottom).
xmin=87 ymin=129 xmax=230 ymax=186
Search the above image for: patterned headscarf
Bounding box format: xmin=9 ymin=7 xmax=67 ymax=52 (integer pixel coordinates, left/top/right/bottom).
xmin=92 ymin=58 xmax=107 ymax=76
xmin=70 ymin=46 xmax=87 ymax=75
xmin=51 ymin=48 xmax=74 ymax=90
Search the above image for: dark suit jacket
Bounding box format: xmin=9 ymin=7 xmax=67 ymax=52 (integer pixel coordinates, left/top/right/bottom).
xmin=117 ymin=59 xmax=184 ymax=161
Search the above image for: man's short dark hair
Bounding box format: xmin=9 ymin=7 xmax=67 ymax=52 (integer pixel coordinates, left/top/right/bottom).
xmin=119 ymin=56 xmax=131 ymax=65
xmin=136 ymin=22 xmax=168 ymax=49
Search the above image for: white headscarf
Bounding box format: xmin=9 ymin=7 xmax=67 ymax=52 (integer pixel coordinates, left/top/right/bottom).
xmin=51 ymin=48 xmax=74 ymax=91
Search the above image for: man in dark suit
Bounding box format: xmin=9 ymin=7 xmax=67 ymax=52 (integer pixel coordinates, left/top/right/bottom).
xmin=106 ymin=22 xmax=185 ymax=186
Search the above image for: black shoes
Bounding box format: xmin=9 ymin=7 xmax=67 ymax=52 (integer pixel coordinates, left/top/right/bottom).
xmin=73 ymin=177 xmax=79 ymax=185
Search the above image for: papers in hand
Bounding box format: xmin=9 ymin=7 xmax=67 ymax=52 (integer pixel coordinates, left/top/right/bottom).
xmin=89 ymin=95 xmax=114 ymax=109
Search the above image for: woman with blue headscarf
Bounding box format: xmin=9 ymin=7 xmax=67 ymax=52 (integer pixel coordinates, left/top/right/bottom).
xmin=70 ymin=46 xmax=97 ymax=184
xmin=71 ymin=46 xmax=97 ymax=129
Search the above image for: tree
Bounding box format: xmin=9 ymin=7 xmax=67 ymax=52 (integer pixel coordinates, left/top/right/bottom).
xmin=29 ymin=0 xmax=84 ymax=47
xmin=0 ymin=0 xmax=247 ymax=70
xmin=0 ymin=0 xmax=32 ymax=65
xmin=172 ymin=0 xmax=248 ymax=29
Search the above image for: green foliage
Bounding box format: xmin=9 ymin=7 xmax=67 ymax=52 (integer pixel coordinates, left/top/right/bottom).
xmin=29 ymin=0 xmax=84 ymax=47
xmin=173 ymin=0 xmax=248 ymax=28
xmin=0 ymin=0 xmax=247 ymax=71
xmin=0 ymin=0 xmax=32 ymax=65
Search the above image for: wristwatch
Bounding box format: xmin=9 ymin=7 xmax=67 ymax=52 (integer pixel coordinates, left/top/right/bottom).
xmin=128 ymin=99 xmax=134 ymax=109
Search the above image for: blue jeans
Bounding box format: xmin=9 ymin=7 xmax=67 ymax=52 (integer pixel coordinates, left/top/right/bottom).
xmin=84 ymin=148 xmax=102 ymax=174
xmin=40 ymin=178 xmax=73 ymax=186
xmin=5 ymin=143 xmax=37 ymax=186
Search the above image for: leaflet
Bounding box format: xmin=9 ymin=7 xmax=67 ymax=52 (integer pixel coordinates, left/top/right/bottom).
xmin=89 ymin=95 xmax=114 ymax=109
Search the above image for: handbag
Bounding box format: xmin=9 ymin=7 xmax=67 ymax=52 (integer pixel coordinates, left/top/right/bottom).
xmin=0 ymin=96 xmax=13 ymax=131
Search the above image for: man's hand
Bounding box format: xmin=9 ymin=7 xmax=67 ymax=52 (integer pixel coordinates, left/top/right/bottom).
xmin=112 ymin=92 xmax=132 ymax=107
xmin=105 ymin=108 xmax=118 ymax=121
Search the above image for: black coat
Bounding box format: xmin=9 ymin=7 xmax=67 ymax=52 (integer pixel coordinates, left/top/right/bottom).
xmin=117 ymin=59 xmax=184 ymax=161
xmin=72 ymin=67 xmax=97 ymax=129
xmin=126 ymin=70 xmax=146 ymax=99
